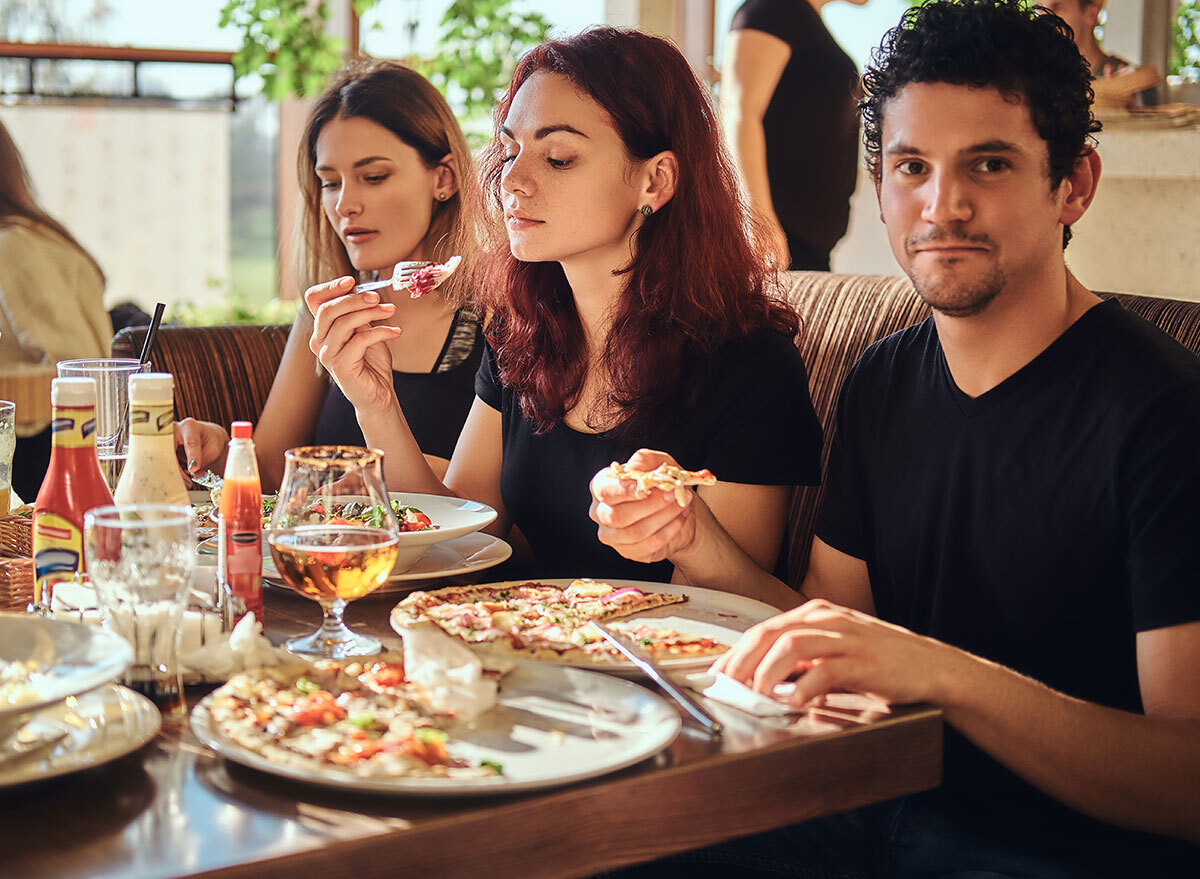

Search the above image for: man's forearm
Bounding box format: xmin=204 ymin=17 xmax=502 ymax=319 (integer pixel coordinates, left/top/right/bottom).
xmin=937 ymin=648 xmax=1200 ymax=843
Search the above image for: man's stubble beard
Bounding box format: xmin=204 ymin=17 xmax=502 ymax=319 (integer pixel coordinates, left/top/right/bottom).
xmin=910 ymin=260 xmax=1007 ymax=319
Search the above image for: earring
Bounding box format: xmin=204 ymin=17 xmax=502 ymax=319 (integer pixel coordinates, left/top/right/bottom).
xmin=436 ymin=192 xmax=448 ymax=201
xmin=639 ymin=204 xmax=653 ymax=217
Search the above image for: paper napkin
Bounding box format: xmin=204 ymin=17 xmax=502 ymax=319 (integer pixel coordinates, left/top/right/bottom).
xmin=398 ymin=622 xmax=508 ymax=721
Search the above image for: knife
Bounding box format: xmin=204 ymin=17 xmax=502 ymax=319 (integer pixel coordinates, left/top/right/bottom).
xmin=590 ymin=622 xmax=723 ymax=737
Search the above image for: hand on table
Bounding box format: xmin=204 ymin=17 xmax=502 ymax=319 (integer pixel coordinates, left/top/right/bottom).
xmin=589 ymin=449 xmax=699 ymax=564
xmin=305 ymin=276 xmax=402 ymax=412
xmin=174 ymin=418 xmax=229 ymax=483
xmin=711 ymin=599 xmax=963 ymax=709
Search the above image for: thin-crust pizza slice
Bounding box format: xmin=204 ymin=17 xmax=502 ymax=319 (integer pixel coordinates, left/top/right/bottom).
xmin=603 ymin=461 xmax=718 ymax=505
xmin=391 ymin=580 xmax=710 ymax=665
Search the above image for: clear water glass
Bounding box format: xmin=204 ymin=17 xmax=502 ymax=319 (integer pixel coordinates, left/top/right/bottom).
xmin=56 ymin=359 xmax=148 ymax=491
xmin=84 ymin=504 xmax=196 ymax=719
xmin=0 ymin=401 xmax=13 ymax=514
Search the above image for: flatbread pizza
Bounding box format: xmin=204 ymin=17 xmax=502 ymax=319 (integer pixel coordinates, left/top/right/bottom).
xmin=603 ymin=461 xmax=718 ymax=505
xmin=206 ymin=656 xmax=504 ymax=779
xmin=392 ymin=579 xmax=729 ymax=665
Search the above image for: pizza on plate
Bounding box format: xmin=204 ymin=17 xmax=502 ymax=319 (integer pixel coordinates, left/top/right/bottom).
xmin=392 ymin=580 xmax=729 ymax=665
xmin=603 ymin=461 xmax=718 ymax=505
xmin=205 ymin=656 xmax=503 ymax=779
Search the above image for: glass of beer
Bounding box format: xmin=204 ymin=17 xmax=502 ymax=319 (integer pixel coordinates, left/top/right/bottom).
xmin=269 ymin=446 xmax=399 ymax=659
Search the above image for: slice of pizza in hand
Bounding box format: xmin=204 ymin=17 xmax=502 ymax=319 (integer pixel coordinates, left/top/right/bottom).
xmin=603 ymin=461 xmax=718 ymax=505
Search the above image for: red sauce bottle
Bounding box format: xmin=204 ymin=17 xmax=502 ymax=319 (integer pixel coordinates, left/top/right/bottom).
xmin=218 ymin=421 xmax=263 ymax=627
xmin=32 ymin=377 xmax=115 ymax=610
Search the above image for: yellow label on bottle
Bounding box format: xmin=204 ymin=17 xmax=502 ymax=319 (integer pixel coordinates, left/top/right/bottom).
xmin=32 ymin=512 xmax=82 ymax=606
xmin=129 ymin=401 xmax=175 ymax=437
xmin=50 ymin=405 xmax=98 ymax=449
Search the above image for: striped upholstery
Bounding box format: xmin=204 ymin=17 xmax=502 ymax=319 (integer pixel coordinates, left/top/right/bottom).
xmin=779 ymin=271 xmax=1200 ymax=590
xmin=111 ymin=324 xmax=291 ymax=430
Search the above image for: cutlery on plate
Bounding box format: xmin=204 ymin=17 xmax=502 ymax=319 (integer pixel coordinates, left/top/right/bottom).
xmin=590 ymin=622 xmax=723 ymax=737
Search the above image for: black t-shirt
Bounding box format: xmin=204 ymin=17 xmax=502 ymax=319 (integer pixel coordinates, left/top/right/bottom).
xmin=315 ymin=309 xmax=482 ymax=459
xmin=476 ymin=329 xmax=822 ymax=582
xmin=817 ymin=300 xmax=1200 ymax=866
xmin=731 ymin=0 xmax=860 ymax=267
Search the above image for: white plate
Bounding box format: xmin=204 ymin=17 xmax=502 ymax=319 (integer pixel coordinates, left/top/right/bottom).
xmin=392 ymin=578 xmax=780 ymax=678
xmin=190 ymin=662 xmax=680 ymax=796
xmin=199 ymin=492 xmax=497 ymax=574
xmin=0 ymin=683 xmax=161 ymax=787
xmin=0 ymin=615 xmax=134 ymax=740
xmin=205 ymin=532 xmax=513 ymax=593
xmin=267 ymin=531 xmax=512 ymax=594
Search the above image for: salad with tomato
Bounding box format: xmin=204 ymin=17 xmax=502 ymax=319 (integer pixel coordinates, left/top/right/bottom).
xmin=263 ymin=496 xmax=436 ymax=532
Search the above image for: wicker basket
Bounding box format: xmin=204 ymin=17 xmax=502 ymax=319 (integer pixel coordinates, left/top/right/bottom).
xmin=0 ymin=515 xmax=33 ymax=612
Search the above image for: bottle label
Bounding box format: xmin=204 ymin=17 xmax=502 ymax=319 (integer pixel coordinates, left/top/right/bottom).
xmin=50 ymin=406 xmax=97 ymax=449
xmin=32 ymin=512 xmax=83 ymax=605
xmin=129 ymin=402 xmax=175 ymax=437
xmin=218 ymin=517 xmax=262 ymax=599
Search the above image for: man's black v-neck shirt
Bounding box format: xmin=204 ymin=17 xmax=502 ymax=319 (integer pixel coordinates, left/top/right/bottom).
xmin=817 ymin=299 xmax=1200 ymax=861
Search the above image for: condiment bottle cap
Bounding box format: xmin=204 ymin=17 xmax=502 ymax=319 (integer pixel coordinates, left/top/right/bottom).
xmin=231 ymin=421 xmax=252 ymax=439
xmin=51 ymin=377 xmax=97 ymax=407
xmin=128 ymin=372 xmax=174 ymax=403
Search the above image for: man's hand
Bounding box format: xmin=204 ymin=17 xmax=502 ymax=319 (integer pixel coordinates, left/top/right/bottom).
xmin=589 ymin=449 xmax=699 ymax=564
xmin=712 ymin=598 xmax=965 ymax=708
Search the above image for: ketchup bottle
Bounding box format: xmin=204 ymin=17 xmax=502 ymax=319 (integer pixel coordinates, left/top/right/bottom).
xmin=218 ymin=421 xmax=263 ymax=627
xmin=32 ymin=377 xmax=115 ymax=611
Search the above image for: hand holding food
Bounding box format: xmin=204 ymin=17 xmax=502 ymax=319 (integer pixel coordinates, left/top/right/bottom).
xmin=589 ymin=450 xmax=713 ymax=564
xmin=305 ymin=276 xmax=402 ymax=413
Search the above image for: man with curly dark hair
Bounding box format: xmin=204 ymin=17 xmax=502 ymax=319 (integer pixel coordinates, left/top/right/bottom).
xmin=608 ymin=1 xmax=1200 ymax=876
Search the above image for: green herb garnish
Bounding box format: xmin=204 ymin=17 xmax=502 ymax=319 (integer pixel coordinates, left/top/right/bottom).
xmin=414 ymin=727 xmax=449 ymax=744
xmin=295 ymin=677 xmax=320 ymax=694
xmin=480 ymin=759 xmax=504 ymax=775
xmin=347 ymin=714 xmax=375 ymax=730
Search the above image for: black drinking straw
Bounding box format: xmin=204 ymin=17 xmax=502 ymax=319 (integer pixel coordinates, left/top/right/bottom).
xmin=139 ymin=303 xmax=166 ymax=365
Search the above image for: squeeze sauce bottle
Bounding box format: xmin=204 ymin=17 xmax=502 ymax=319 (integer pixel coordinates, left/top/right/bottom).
xmin=113 ymin=372 xmax=190 ymax=507
xmin=217 ymin=421 xmax=263 ymax=628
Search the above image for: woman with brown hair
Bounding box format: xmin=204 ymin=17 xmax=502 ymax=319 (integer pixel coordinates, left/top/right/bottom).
xmin=177 ymin=59 xmax=482 ymax=490
xmin=0 ymin=118 xmax=112 ymax=500
xmin=307 ymin=29 xmax=820 ymax=604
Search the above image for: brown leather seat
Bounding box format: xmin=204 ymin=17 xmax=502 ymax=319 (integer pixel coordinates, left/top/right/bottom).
xmin=780 ymin=271 xmax=1200 ymax=589
xmin=111 ymin=324 xmax=290 ymax=431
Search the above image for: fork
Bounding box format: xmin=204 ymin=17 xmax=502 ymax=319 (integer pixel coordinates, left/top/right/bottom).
xmin=353 ymin=260 xmax=432 ymax=294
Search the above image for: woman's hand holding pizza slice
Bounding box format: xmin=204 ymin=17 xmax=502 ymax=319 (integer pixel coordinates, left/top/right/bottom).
xmin=589 ymin=449 xmax=716 ymax=565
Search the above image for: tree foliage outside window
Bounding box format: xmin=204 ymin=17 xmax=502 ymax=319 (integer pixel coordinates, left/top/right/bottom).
xmin=218 ymin=0 xmax=551 ymax=108
xmin=1171 ymin=2 xmax=1200 ymax=82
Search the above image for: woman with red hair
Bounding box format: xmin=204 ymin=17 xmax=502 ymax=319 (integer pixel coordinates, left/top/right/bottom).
xmin=307 ymin=27 xmax=820 ymax=605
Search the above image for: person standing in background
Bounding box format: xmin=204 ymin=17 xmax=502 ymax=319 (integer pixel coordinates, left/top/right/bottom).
xmin=0 ymin=119 xmax=111 ymax=502
xmin=1043 ymin=0 xmax=1128 ymax=75
xmin=723 ymin=0 xmax=868 ymax=271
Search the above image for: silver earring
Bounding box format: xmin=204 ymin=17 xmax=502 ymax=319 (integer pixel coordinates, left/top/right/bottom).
xmin=639 ymin=204 xmax=653 ymax=217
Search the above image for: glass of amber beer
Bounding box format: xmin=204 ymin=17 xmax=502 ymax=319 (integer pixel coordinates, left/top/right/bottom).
xmin=268 ymin=446 xmax=399 ymax=659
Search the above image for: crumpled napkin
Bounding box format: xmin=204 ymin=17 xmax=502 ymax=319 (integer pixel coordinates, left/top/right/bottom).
xmin=180 ymin=613 xmax=291 ymax=679
xmin=683 ymin=672 xmax=892 ymax=722
xmin=398 ymin=622 xmax=506 ymax=721
xmin=683 ymin=671 xmax=800 ymax=716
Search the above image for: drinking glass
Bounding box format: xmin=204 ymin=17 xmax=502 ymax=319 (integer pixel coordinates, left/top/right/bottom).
xmin=268 ymin=446 xmax=399 ymax=659
xmin=84 ymin=504 xmax=196 ymax=719
xmin=0 ymin=401 xmax=13 ymax=514
xmin=56 ymin=359 xmax=147 ymax=491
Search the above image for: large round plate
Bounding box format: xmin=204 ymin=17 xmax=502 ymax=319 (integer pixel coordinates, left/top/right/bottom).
xmin=391 ymin=578 xmax=780 ymax=678
xmin=190 ymin=662 xmax=680 ymax=796
xmin=205 ymin=532 xmax=513 ymax=592
xmin=0 ymin=615 xmax=134 ymax=740
xmin=197 ymin=491 xmax=497 ymax=575
xmin=0 ymin=683 xmax=161 ymax=787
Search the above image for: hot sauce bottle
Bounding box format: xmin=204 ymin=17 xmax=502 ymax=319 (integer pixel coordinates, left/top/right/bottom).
xmin=32 ymin=377 xmax=115 ymax=610
xmin=218 ymin=421 xmax=263 ymax=627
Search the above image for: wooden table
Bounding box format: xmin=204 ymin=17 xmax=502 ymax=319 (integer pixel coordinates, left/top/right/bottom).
xmin=1 ymin=587 xmax=942 ymax=879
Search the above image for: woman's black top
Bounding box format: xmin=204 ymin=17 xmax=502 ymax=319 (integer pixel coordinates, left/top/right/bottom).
xmin=475 ymin=328 xmax=822 ymax=583
xmin=315 ymin=308 xmax=482 ymax=459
